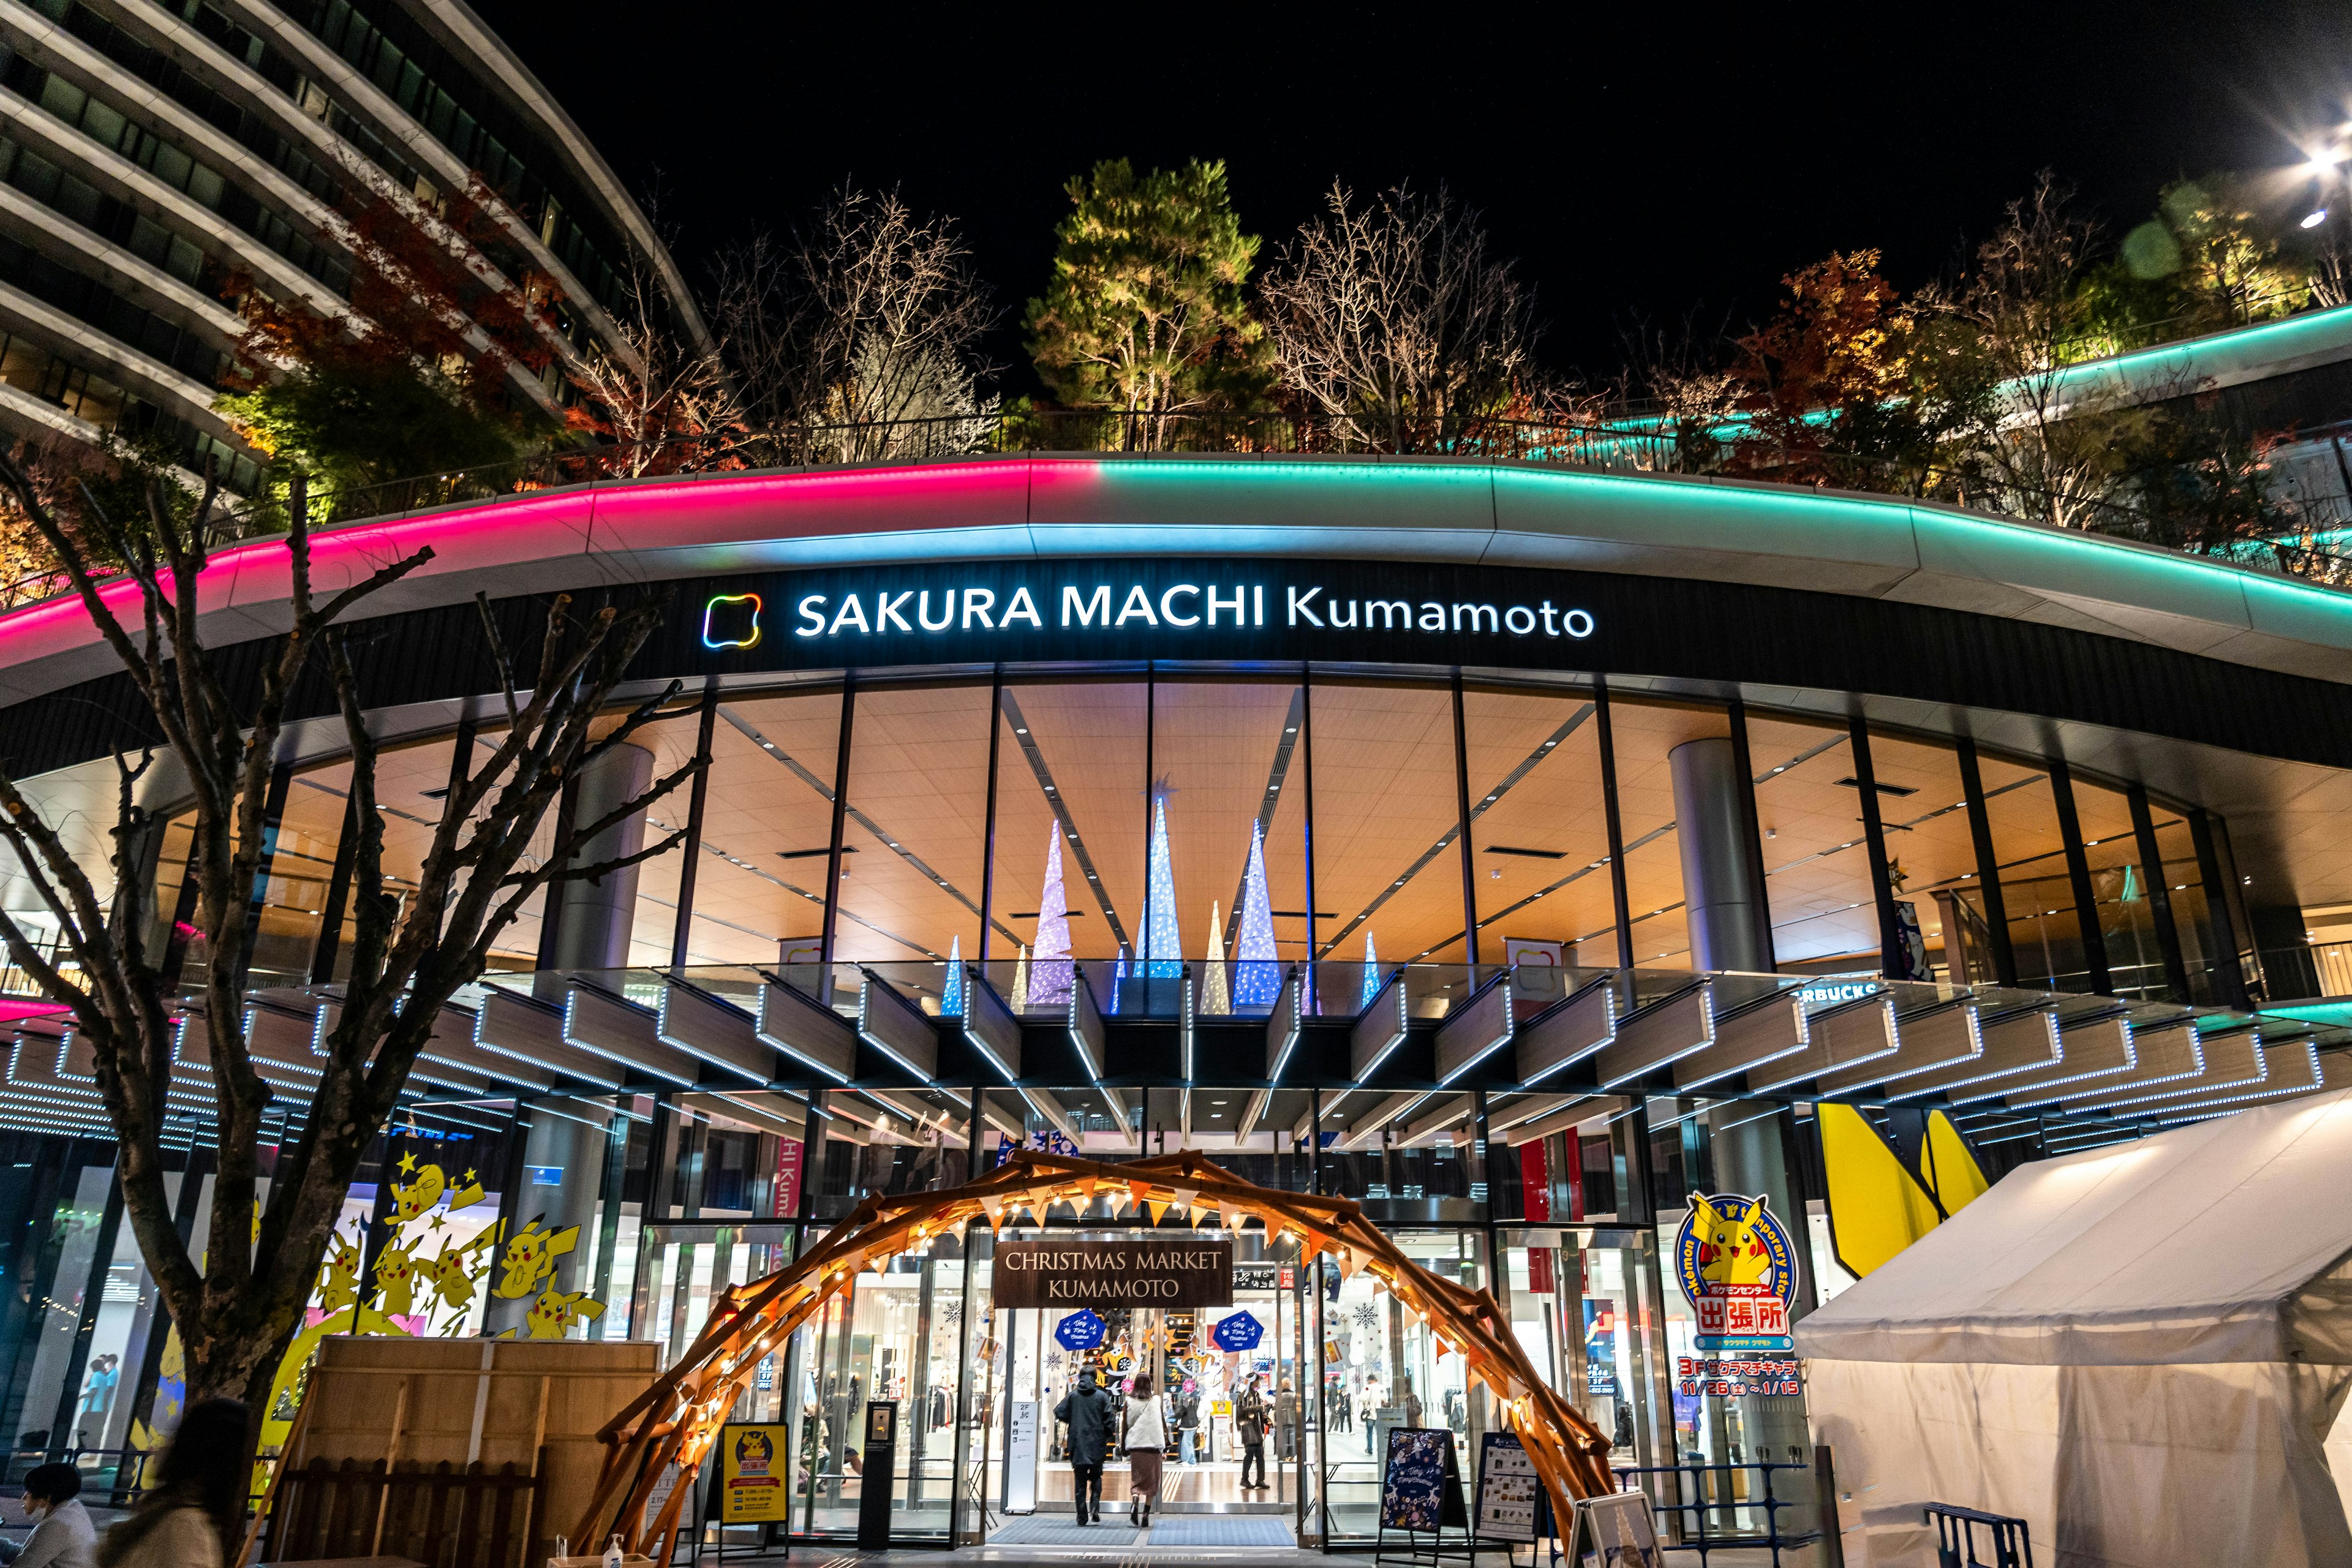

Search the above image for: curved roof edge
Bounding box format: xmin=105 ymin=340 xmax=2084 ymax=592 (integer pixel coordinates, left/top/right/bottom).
xmin=0 ymin=454 xmax=2347 ymax=707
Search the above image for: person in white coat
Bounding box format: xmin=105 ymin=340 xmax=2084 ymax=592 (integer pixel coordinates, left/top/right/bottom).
xmin=11 ymin=1464 xmax=96 ymax=1568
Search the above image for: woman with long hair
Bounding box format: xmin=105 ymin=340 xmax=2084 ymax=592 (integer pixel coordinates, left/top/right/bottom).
xmin=100 ymin=1398 xmax=246 ymax=1568
xmin=1120 ymin=1373 xmax=1166 ymax=1528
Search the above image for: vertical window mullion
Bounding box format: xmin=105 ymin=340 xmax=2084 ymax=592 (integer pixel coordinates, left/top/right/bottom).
xmin=2046 ymin=759 xmax=2111 ymax=995
xmin=1954 ymin=740 xmax=2018 ymax=986
xmin=1593 ymin=676 xmax=1634 ymax=972
xmin=2127 ymin=784 xmax=2192 ymax=1003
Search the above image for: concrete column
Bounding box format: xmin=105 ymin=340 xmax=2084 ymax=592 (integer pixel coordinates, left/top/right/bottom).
xmin=553 ymin=742 xmax=655 ymax=971
xmin=1670 ymin=737 xmax=1768 ymax=973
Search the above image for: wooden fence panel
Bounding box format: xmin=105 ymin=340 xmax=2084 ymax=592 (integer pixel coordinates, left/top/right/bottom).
xmin=266 ymin=1456 xmax=541 ymax=1568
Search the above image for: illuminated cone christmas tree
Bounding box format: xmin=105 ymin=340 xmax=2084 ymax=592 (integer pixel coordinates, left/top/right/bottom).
xmin=942 ymin=935 xmax=963 ymax=1017
xmin=1142 ymin=793 xmax=1182 ymax=978
xmin=1010 ymin=943 xmax=1031 ymax=1014
xmin=1202 ymin=900 xmax=1231 ymax=1015
xmin=1031 ymin=826 xmax=1074 ymax=1008
xmin=1233 ymin=820 xmax=1280 ymax=1007
xmin=1361 ymin=932 xmax=1381 ymax=1009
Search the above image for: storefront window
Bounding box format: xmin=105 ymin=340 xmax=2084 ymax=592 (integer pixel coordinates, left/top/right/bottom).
xmin=2071 ymin=778 xmax=2167 ymax=1000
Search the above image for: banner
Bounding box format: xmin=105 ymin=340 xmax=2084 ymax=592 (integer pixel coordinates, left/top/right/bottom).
xmin=718 ymin=1423 xmax=791 ymax=1523
xmin=773 ymin=1138 xmax=803 ymax=1220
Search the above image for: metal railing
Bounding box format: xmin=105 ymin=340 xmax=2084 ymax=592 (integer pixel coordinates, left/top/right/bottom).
xmin=1923 ymin=1502 xmax=2035 ymax=1568
xmin=1610 ymin=1460 xmax=1817 ymax=1566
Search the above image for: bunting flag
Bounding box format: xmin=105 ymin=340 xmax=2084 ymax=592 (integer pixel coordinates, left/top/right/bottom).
xmin=1128 ymin=1180 xmax=1153 ymax=1212
xmin=1146 ymin=1199 xmax=1170 ymax=1224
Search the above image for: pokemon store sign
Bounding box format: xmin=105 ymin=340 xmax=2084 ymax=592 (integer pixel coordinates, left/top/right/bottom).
xmin=1675 ymin=1193 xmax=1800 ymax=1355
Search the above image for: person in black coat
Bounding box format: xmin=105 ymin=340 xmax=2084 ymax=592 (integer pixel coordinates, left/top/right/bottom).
xmin=1054 ymin=1370 xmax=1115 ymax=1524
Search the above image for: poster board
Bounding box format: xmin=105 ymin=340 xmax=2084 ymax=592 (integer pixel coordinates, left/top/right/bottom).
xmin=1380 ymin=1427 xmax=1468 ymax=1533
xmin=1568 ymin=1491 xmax=1665 ymax=1568
xmin=717 ymin=1422 xmax=791 ymax=1523
xmin=1474 ymin=1431 xmax=1550 ymax=1542
xmin=1005 ymin=1401 xmax=1038 ymax=1512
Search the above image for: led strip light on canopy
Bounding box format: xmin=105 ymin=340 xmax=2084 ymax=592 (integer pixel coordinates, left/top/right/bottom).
xmin=568 ymin=1149 xmax=1615 ymax=1561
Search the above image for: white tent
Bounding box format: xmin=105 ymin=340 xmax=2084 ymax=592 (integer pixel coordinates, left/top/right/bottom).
xmin=1795 ymin=1085 xmax=2352 ymax=1568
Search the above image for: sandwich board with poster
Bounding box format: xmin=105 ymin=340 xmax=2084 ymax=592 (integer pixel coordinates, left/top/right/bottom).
xmin=1568 ymin=1490 xmax=1665 ymax=1568
xmin=1473 ymin=1431 xmax=1553 ymax=1544
xmin=1377 ymin=1427 xmax=1469 ymax=1564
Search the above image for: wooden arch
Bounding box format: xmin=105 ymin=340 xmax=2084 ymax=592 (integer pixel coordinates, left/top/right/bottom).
xmin=574 ymin=1148 xmax=1615 ymax=1556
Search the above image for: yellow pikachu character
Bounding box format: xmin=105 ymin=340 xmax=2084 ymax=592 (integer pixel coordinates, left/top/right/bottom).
xmin=374 ymin=1235 xmax=423 ymax=1316
xmin=317 ymin=1229 xmax=364 ymax=1314
xmin=494 ymin=1218 xmax=579 ymax=1300
xmin=1688 ymin=1193 xmax=1776 ymax=1289
xmin=521 ymin=1285 xmax=608 ymax=1340
xmin=390 ymin=1161 xmax=447 ymax=1223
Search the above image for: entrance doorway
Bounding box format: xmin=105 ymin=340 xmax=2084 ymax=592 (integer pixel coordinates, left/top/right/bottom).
xmin=998 ymin=1233 xmax=1311 ymax=1523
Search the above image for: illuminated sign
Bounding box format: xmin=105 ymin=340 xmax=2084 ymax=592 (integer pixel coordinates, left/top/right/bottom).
xmin=703 ymin=592 xmax=763 ymax=649
xmin=1796 ymin=979 xmax=1882 ymax=1008
xmin=1673 ymin=1192 xmax=1799 ymax=1354
xmin=771 ymin=581 xmax=1593 ymax=644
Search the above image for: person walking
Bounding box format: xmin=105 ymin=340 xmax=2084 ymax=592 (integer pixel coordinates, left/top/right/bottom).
xmin=1121 ymin=1374 xmax=1167 ymax=1527
xmin=99 ymin=1398 xmax=245 ymax=1568
xmin=1273 ymin=1380 xmax=1298 ymax=1463
xmin=10 ymin=1464 xmax=94 ymax=1568
xmin=1235 ymin=1374 xmax=1270 ymax=1492
xmin=1176 ymin=1380 xmax=1200 ymax=1465
xmin=1054 ymin=1370 xmax=1114 ymax=1525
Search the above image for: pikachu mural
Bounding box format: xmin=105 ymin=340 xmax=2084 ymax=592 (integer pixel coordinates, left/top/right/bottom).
xmin=135 ymin=1147 xmax=609 ymax=1468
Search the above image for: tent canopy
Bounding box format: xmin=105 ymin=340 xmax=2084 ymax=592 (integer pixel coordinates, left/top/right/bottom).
xmin=1795 ymin=1086 xmax=2352 ymax=1368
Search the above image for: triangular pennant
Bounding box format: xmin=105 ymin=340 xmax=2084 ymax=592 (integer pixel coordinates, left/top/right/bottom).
xmin=1188 ymin=1204 xmax=1210 ymax=1226
xmin=1170 ymin=1186 xmax=1197 ymax=1210
xmin=1147 ymin=1199 xmax=1170 ymax=1224
xmin=1219 ymin=1204 xmax=1244 ymax=1231
xmin=1079 ymin=1177 xmax=1099 ymax=1198
xmin=979 ymin=1196 xmax=1002 ymax=1222
xmin=1128 ymin=1180 xmax=1153 ymax=1212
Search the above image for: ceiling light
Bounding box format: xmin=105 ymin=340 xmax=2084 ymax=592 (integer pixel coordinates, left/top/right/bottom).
xmin=2304 ymin=209 xmax=2329 ymax=229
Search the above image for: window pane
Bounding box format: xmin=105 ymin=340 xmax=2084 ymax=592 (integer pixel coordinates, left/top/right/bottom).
xmin=684 ymin=690 xmax=843 ymax=970
xmin=992 ymin=682 xmax=1148 ymax=992
xmin=2071 ymin=778 xmax=2164 ymax=999
xmin=1153 ymin=679 xmax=1305 ymax=1014
xmin=1313 ymin=681 xmax=1468 ymax=978
xmin=1607 ymin=698 xmax=1729 ymax=969
xmin=835 ymin=684 xmax=993 ymax=1003
xmin=1463 ymin=685 xmax=1614 ymax=975
xmin=1749 ymin=717 xmax=1874 ymax=971
xmin=1978 ymin=758 xmax=2086 ymax=991
xmin=1860 ymin=734 xmax=1985 ymax=985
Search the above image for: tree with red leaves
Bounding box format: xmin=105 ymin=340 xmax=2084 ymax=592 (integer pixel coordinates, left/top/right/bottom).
xmin=217 ymin=174 xmax=569 ymax=507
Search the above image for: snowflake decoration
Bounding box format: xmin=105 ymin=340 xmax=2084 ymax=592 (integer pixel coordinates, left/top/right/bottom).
xmin=1354 ymin=1302 xmax=1379 ymax=1333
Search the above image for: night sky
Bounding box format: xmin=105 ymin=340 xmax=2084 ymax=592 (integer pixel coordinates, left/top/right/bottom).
xmin=477 ymin=1 xmax=2352 ymax=391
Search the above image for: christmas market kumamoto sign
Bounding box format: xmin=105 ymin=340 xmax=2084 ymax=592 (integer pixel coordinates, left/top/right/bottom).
xmin=993 ymin=1240 xmax=1235 ymax=1309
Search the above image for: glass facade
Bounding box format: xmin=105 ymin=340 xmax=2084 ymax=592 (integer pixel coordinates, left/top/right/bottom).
xmin=0 ymin=667 xmax=2273 ymax=1547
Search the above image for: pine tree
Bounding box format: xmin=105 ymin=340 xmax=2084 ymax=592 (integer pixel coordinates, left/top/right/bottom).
xmin=1025 ymin=159 xmax=1273 ymax=446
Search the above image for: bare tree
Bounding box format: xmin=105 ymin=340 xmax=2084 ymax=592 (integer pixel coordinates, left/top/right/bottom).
xmin=1612 ymin=312 xmax=1743 ymax=474
xmin=0 ymin=448 xmax=705 ymax=1498
xmin=1946 ymin=173 xmax=2149 ymax=529
xmin=710 ymin=187 xmax=998 ymax=464
xmin=1260 ymin=182 xmax=1540 ymax=451
xmin=565 ymin=240 xmax=747 ymax=475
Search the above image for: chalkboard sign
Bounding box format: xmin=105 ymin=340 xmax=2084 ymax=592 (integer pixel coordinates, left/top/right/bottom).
xmin=1474 ymin=1431 xmax=1551 ymax=1543
xmin=1380 ymin=1427 xmax=1468 ymax=1534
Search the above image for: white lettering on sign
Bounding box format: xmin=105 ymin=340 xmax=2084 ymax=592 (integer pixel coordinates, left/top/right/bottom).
xmin=774 ymin=582 xmax=1595 ymax=643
